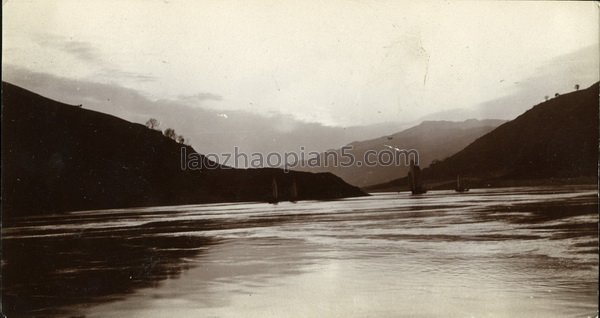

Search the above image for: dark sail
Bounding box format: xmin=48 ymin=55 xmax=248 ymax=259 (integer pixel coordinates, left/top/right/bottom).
xmin=290 ymin=177 xmax=298 ymax=203
xmin=408 ymin=160 xmax=427 ymax=195
xmin=455 ymin=175 xmax=469 ymax=192
xmin=269 ymin=177 xmax=279 ymax=204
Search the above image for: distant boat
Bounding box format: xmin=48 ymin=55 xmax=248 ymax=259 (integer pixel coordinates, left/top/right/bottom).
xmin=455 ymin=175 xmax=469 ymax=192
xmin=408 ymin=160 xmax=427 ymax=195
xmin=269 ymin=177 xmax=279 ymax=204
xmin=290 ymin=177 xmax=298 ymax=203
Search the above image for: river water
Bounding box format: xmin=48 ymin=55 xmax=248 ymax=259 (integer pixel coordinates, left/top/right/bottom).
xmin=2 ymin=186 xmax=598 ymax=317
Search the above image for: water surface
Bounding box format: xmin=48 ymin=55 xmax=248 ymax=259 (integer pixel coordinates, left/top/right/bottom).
xmin=3 ymin=186 xmax=598 ymax=317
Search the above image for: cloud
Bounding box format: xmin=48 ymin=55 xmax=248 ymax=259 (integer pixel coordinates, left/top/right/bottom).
xmin=178 ymin=92 xmax=223 ymax=102
xmin=103 ymin=68 xmax=156 ymax=83
xmin=476 ymin=45 xmax=599 ymax=120
xmin=32 ymin=33 xmax=155 ymax=83
xmin=34 ymin=34 xmax=103 ymax=63
xmin=60 ymin=40 xmax=102 ymax=63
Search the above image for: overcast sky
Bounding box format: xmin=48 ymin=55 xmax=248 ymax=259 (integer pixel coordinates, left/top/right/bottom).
xmin=3 ymin=0 xmax=599 ymax=126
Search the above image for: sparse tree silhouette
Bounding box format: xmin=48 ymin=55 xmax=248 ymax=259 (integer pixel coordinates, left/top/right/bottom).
xmin=146 ymin=118 xmax=160 ymax=130
xmin=555 ymin=93 xmax=560 ymax=97
xmin=574 ymin=84 xmax=580 ymax=91
xmin=164 ymin=128 xmax=177 ymax=140
xmin=544 ymin=95 xmax=549 ymax=101
xmin=176 ymin=135 xmax=185 ymax=144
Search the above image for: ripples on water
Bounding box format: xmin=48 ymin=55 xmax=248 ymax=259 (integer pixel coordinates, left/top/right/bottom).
xmin=2 ymin=186 xmax=598 ymax=317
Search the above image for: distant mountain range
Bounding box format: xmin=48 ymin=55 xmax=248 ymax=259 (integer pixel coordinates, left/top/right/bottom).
xmin=296 ymin=119 xmax=505 ymax=187
xmin=368 ymin=82 xmax=599 ymax=191
xmin=2 ymin=82 xmax=365 ymax=224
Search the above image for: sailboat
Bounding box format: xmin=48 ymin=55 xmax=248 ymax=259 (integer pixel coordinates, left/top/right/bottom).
xmin=269 ymin=177 xmax=279 ymax=204
xmin=455 ymin=175 xmax=469 ymax=192
xmin=290 ymin=177 xmax=298 ymax=203
xmin=408 ymin=160 xmax=427 ymax=195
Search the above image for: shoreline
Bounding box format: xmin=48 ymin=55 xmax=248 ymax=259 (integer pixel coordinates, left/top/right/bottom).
xmin=363 ymin=177 xmax=598 ymax=192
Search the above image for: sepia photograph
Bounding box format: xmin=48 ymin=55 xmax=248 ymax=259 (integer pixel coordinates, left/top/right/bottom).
xmin=1 ymin=1 xmax=598 ymax=317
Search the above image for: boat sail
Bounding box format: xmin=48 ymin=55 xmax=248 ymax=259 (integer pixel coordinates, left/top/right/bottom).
xmin=455 ymin=175 xmax=469 ymax=192
xmin=290 ymin=177 xmax=298 ymax=203
xmin=269 ymin=177 xmax=279 ymax=204
xmin=408 ymin=160 xmax=427 ymax=195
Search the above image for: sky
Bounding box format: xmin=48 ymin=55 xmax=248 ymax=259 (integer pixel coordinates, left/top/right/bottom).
xmin=2 ymin=0 xmax=599 ymax=127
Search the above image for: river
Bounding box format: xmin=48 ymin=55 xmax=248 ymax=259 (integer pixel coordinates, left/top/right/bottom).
xmin=2 ymin=186 xmax=598 ymax=317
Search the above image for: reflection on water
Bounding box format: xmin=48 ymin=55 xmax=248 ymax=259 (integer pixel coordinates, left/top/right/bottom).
xmin=2 ymin=186 xmax=598 ymax=317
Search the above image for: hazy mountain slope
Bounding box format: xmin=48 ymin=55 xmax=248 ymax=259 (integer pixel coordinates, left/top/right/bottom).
xmin=297 ymin=119 xmax=504 ymax=187
xmin=368 ymin=82 xmax=599 ymax=191
xmin=1 ymin=82 xmax=365 ymax=223
xmin=2 ymin=66 xmax=408 ymax=159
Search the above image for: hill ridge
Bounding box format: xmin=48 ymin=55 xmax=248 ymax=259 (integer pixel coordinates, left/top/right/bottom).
xmin=368 ymin=82 xmax=599 ymax=191
xmin=1 ymin=82 xmax=365 ymax=224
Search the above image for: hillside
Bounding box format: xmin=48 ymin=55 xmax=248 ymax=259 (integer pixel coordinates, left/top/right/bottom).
xmin=297 ymin=119 xmax=504 ymax=187
xmin=4 ymin=65 xmax=409 ymax=159
xmin=368 ymin=83 xmax=599 ymax=191
xmin=1 ymin=82 xmax=365 ymax=224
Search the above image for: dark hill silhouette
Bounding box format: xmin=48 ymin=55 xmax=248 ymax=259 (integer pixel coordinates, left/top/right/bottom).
xmin=2 ymin=82 xmax=365 ymax=224
xmin=368 ymin=82 xmax=599 ymax=191
xmin=297 ymin=119 xmax=504 ymax=187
